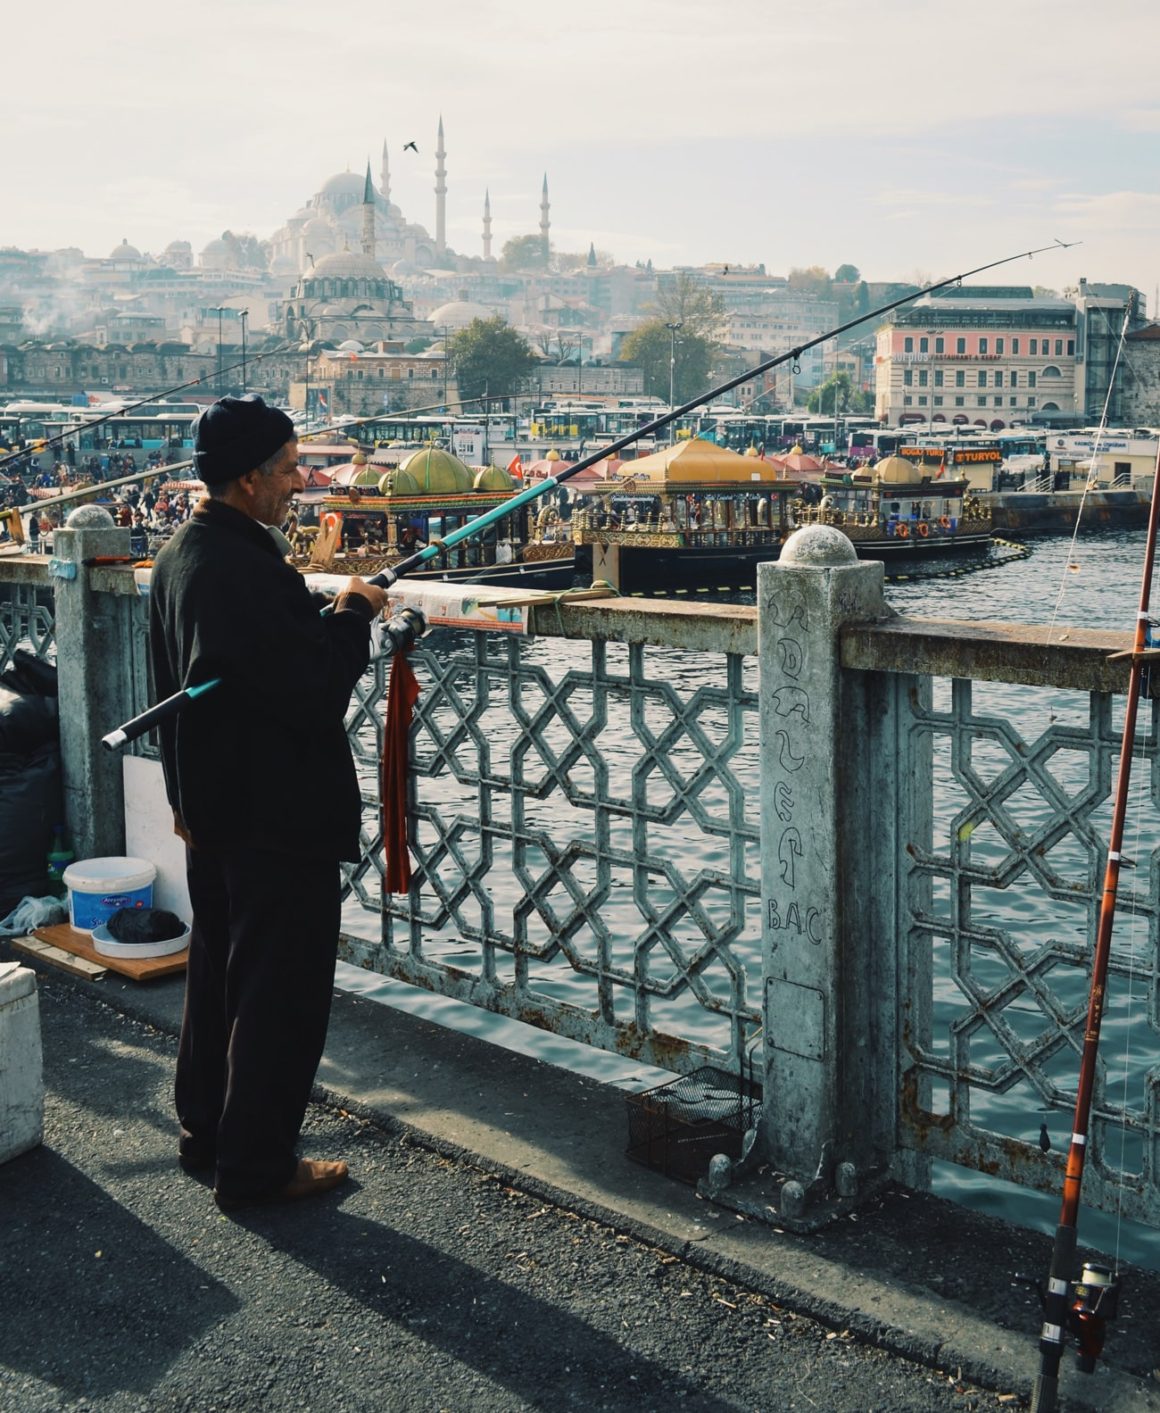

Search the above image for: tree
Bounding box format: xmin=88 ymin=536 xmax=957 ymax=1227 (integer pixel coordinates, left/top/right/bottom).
xmin=834 ymin=264 xmax=861 ymax=284
xmin=788 ymin=266 xmax=833 ymax=299
xmin=446 ymin=317 xmax=536 ymax=402
xmin=806 ymin=370 xmax=873 ymax=417
xmin=500 ymin=234 xmax=550 ymax=272
xmin=619 ymin=318 xmax=716 ymax=405
xmin=652 ymin=271 xmax=724 ymax=340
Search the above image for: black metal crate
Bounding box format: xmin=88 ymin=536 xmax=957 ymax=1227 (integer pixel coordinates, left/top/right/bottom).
xmin=625 ymin=1064 xmax=759 ymax=1185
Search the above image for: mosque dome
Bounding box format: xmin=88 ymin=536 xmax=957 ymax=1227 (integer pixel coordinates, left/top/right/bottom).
xmin=876 ymin=455 xmax=923 ymax=485
xmin=312 ymin=250 xmax=385 ymax=281
xmin=200 ymin=237 xmax=234 ymax=269
xmin=110 ymin=238 xmax=142 ymax=261
xmin=301 ymin=217 xmax=334 ymax=241
xmin=320 ymin=171 xmax=366 ymax=200
xmin=399 ymin=448 xmax=474 ymax=495
xmin=337 ymin=339 xmax=364 ymax=352
xmin=429 ymin=299 xmax=495 ymax=330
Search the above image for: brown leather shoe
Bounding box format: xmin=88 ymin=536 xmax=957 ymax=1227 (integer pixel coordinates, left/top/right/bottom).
xmin=214 ymin=1158 xmax=349 ymax=1211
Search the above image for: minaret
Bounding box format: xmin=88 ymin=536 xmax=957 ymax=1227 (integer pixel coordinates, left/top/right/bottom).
xmin=482 ymin=189 xmax=492 ymax=260
xmin=435 ymin=116 xmax=447 ymax=256
xmin=380 ymin=139 xmax=391 ymax=207
xmin=540 ymin=173 xmax=550 ymax=261
xmin=361 ymin=161 xmax=376 ymax=258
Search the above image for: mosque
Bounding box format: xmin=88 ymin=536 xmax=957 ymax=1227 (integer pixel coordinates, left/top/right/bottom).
xmin=270 ymin=117 xmax=554 ymax=345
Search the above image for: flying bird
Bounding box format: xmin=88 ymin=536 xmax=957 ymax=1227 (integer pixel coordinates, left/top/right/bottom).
xmin=403 ymin=141 xmax=418 ymax=153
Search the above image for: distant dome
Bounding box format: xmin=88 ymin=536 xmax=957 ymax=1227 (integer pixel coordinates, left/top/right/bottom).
xmin=199 ymin=237 xmax=233 ymax=269
xmin=110 ymin=238 xmax=142 ymax=261
xmin=320 ymin=171 xmax=365 ymax=199
xmin=429 ymin=299 xmax=494 ymax=329
xmin=474 ymin=466 xmax=516 ymax=492
xmin=399 ymin=448 xmax=473 ymax=495
xmin=337 ymin=339 xmax=364 ymax=352
xmin=876 ymin=455 xmax=923 ymax=485
xmin=312 ymin=250 xmax=385 ymax=281
xmin=301 ymin=217 xmax=333 ymax=240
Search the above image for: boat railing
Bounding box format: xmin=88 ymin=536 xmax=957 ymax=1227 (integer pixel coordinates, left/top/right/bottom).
xmin=2 ymin=521 xmax=1157 ymax=1232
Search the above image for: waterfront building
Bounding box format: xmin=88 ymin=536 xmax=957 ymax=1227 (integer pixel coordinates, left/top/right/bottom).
xmin=875 ymin=287 xmax=1080 ymax=429
xmin=1121 ymin=322 xmax=1160 ymax=426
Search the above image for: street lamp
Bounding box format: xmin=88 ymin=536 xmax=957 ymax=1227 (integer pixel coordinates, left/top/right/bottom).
xmin=664 ymin=321 xmax=683 ymax=442
xmin=240 ymin=309 xmax=249 ymax=393
xmin=213 ymin=306 xmax=225 ymax=394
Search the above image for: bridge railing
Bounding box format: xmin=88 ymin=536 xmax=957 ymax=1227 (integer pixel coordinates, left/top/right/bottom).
xmin=2 ymin=520 xmax=1156 ymax=1231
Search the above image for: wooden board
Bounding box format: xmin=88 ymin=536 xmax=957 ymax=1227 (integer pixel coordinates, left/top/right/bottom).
xmin=30 ymin=923 xmax=188 ymax=981
xmin=12 ymin=935 xmax=107 ymax=980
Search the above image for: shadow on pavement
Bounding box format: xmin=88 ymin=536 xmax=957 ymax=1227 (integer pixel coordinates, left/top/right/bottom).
xmin=0 ymin=1147 xmax=238 ymax=1401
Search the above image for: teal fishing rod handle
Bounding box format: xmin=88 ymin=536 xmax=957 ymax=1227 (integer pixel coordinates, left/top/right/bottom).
xmin=102 ymin=678 xmax=223 ymax=751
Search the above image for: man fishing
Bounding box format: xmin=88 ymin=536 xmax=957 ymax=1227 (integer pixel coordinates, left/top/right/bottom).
xmin=149 ymin=394 xmax=388 ymax=1210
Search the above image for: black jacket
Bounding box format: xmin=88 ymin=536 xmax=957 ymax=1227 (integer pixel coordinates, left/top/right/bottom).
xmin=149 ymin=498 xmax=374 ymax=861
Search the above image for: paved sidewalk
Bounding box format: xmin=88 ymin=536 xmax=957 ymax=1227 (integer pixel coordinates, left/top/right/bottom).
xmin=3 ymin=960 xmax=1159 ymax=1411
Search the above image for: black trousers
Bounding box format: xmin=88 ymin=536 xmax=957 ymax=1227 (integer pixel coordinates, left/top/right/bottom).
xmin=177 ymin=844 xmax=341 ymax=1199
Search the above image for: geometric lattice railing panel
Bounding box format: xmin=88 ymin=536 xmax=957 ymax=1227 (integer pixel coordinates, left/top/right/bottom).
xmin=339 ymin=628 xmax=763 ymax=1077
xmin=0 ymin=580 xmax=56 ymax=670
xmin=901 ymin=675 xmax=1160 ymax=1228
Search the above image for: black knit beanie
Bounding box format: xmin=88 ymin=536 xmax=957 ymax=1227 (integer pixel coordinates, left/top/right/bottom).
xmin=193 ymin=395 xmax=295 ymax=485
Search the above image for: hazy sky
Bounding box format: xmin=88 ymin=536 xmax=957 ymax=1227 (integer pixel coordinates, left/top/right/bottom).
xmin=7 ymin=0 xmax=1159 ymax=305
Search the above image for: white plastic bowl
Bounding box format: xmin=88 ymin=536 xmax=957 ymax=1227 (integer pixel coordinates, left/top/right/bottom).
xmin=90 ymin=921 xmax=190 ymax=959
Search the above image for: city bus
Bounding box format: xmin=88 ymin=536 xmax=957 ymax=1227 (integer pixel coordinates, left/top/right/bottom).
xmin=71 ymin=411 xmax=198 ymax=456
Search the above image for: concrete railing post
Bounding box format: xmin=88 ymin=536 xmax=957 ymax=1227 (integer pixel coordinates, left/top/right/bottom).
xmin=51 ymin=511 xmax=134 ymax=862
xmin=755 ymin=526 xmax=895 ymax=1225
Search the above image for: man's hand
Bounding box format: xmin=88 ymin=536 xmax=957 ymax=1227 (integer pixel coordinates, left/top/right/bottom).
xmin=341 ymin=575 xmax=390 ymax=616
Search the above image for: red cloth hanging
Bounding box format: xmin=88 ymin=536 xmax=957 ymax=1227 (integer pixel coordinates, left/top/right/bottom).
xmin=382 ymin=647 xmax=420 ymax=894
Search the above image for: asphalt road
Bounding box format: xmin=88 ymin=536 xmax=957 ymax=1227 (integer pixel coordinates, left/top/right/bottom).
xmin=0 ymin=977 xmax=1034 ymax=1413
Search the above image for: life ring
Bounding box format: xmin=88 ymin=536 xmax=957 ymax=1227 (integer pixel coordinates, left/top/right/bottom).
xmin=939 ymin=515 xmax=951 ymax=530
xmin=917 ymin=521 xmax=929 ymax=537
xmin=896 ymin=522 xmax=909 ymax=539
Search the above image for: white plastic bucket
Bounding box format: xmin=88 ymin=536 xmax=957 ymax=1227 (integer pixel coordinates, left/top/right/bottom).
xmin=62 ymin=857 xmax=156 ymax=934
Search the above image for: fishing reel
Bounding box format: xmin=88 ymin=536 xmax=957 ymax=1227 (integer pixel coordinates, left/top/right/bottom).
xmin=1018 ymin=1262 xmax=1120 ymax=1374
xmin=381 ymin=604 xmax=427 ymax=656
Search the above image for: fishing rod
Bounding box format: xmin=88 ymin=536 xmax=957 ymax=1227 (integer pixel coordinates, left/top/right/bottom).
xmin=102 ymin=237 xmax=1076 ymax=749
xmin=1027 ymin=437 xmax=1160 ymax=1412
xmin=0 ymin=347 xmax=285 ymax=473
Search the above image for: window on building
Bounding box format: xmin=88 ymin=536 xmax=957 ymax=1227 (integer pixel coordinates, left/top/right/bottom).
xmin=918 ymin=369 xmax=928 ymax=386
xmin=977 ymin=370 xmax=986 ymax=387
xmin=1029 ymin=371 xmax=1037 ymax=388
xmin=904 ymin=336 xmax=913 ymax=352
xmin=979 ymin=337 xmax=988 ymax=354
xmin=1010 ymin=396 xmax=1018 ymax=407
xmin=1055 ymin=340 xmax=1063 ymax=356
xmin=1030 ymin=338 xmax=1038 ymax=354
xmin=955 ymin=395 xmax=965 ymax=407
xmin=904 ymin=369 xmax=913 ymax=386
xmin=1010 ymin=370 xmax=1018 ymax=387
xmin=1028 ymin=396 xmax=1036 ymax=407
xmin=919 ymin=336 xmax=928 ymax=353
xmin=1012 ymin=337 xmax=1020 ymax=354
xmin=994 ymin=396 xmax=1003 ymax=407
xmin=994 ymin=371 xmax=1003 ymax=387
xmin=918 ymin=394 xmax=927 ymax=405
xmin=955 ymin=370 xmax=965 ymax=387
xmin=1042 ymin=365 xmax=1061 ymax=379
xmin=904 ymin=395 xmax=912 ymax=405
xmin=935 ymin=337 xmax=944 ymax=353
xmin=1067 ymin=339 xmax=1075 ymax=355
xmin=956 ymin=337 xmax=966 ymax=354
xmin=934 ymin=369 xmax=943 ymax=387
xmin=996 ymin=337 xmax=1004 ymax=354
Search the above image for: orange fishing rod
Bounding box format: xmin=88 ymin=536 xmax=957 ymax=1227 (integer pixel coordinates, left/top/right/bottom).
xmin=1029 ymin=438 xmax=1160 ymax=1411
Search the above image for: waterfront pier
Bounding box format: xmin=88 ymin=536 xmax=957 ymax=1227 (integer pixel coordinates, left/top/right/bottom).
xmin=3 ymin=521 xmax=1160 ymax=1407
